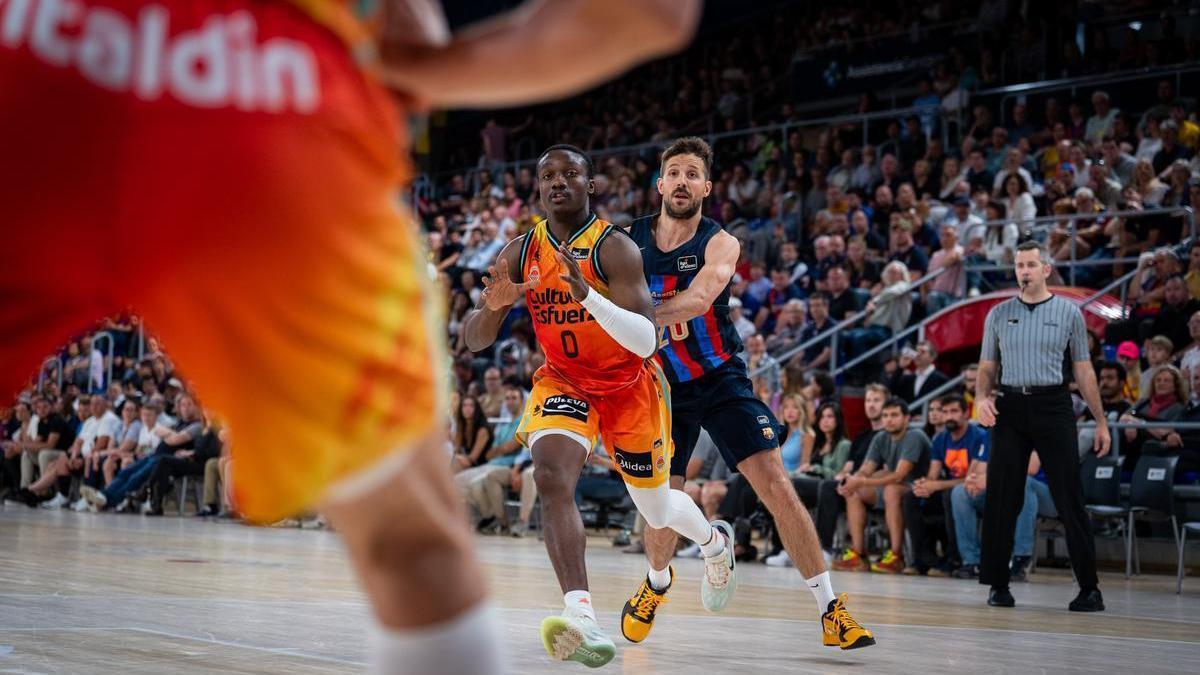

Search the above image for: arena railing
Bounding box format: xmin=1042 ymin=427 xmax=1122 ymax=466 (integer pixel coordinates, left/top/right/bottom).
xmin=750 ymin=266 xmax=949 ymax=379
xmin=907 ymin=373 xmax=967 ymax=420
xmin=975 ymin=63 xmax=1200 ymax=126
xmin=426 ymin=103 xmax=957 ymax=189
xmin=954 ymin=205 xmax=1195 ymax=286
xmin=91 ymin=331 xmax=115 ymax=391
xmin=37 ymin=356 xmax=62 ymax=393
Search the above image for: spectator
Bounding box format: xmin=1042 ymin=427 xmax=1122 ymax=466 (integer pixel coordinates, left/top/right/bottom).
xmin=1084 ymin=90 xmax=1120 ymax=145
xmin=842 ymin=261 xmax=911 ymax=369
xmin=851 ymin=145 xmax=881 ymax=192
xmin=906 ymin=394 xmax=984 ymax=575
xmin=1101 ymin=135 xmax=1137 ymax=186
xmin=828 ymin=149 xmax=856 ymax=192
xmin=833 ymin=398 xmax=930 ymax=574
xmin=921 ymin=398 xmax=945 ymax=442
xmin=1119 ymin=364 xmax=1187 ymax=471
xmin=143 ymin=414 xmax=224 ymax=516
xmin=1137 ymin=115 xmax=1164 ymax=164
xmin=899 ymin=341 xmax=950 ymax=403
xmin=991 ymin=148 xmax=1033 ymax=196
xmin=1154 ymin=368 xmax=1200 ymax=476
xmin=452 ymin=395 xmax=493 ymax=471
xmin=945 ymin=195 xmax=984 ymax=244
xmin=1077 ymin=361 xmax=1135 ymax=457
xmin=454 ymin=385 xmax=527 ymax=534
xmin=925 ymin=224 xmax=967 ymax=314
xmin=101 ymin=398 xmax=143 ymax=485
xmin=1139 ymin=335 xmax=1176 ymax=396
xmin=998 ymin=173 xmax=1036 ymax=230
xmin=794 ymin=292 xmax=835 ymax=370
xmin=825 ymin=264 xmax=864 ymax=322
xmin=727 ymin=162 xmax=760 ymax=210
xmin=1179 ymin=310 xmax=1200 ymax=382
xmin=1153 ymin=120 xmax=1193 ymax=175
xmin=78 ymin=394 xmax=204 ymax=513
xmin=743 ymin=334 xmax=781 ymax=394
xmin=769 ymin=401 xmax=851 ymax=566
xmin=845 ymin=235 xmax=882 ymax=290
xmin=727 ymin=297 xmax=756 ymax=346
xmin=938 ymin=159 xmax=964 ymax=202
xmin=850 ymin=209 xmax=887 ymax=253
xmin=1131 ymin=159 xmax=1168 ymax=207
xmin=1116 ymin=340 xmax=1143 ymax=402
xmin=888 ymin=218 xmax=929 ymax=280
xmin=478 ymin=368 xmax=506 ymax=420
xmin=766 ymin=299 xmax=807 ymax=356
xmin=755 ymin=266 xmax=804 ymax=334
xmin=1170 ymin=100 xmax=1199 ymax=151
xmin=984 ymin=127 xmax=1011 ymax=175
xmin=950 ymin=437 xmax=1039 ymax=580
xmin=1087 ymin=161 xmax=1124 ymax=210
xmin=1148 ymin=277 xmax=1200 ymax=352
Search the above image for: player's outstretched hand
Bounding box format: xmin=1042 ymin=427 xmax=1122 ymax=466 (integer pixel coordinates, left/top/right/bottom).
xmin=482 ymin=259 xmax=539 ymax=310
xmin=554 ymin=243 xmax=590 ymax=302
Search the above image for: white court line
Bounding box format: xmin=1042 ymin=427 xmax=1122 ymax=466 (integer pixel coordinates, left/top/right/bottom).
xmin=0 ymin=626 xmax=367 ymax=668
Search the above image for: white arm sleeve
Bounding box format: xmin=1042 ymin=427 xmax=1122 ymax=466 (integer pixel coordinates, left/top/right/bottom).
xmin=579 ymin=288 xmax=658 ymax=358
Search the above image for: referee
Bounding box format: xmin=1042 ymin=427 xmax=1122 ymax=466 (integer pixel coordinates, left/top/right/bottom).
xmin=976 ymin=240 xmax=1110 ymax=612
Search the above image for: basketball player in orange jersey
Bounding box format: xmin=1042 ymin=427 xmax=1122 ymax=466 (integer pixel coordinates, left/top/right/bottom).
xmin=463 ymin=145 xmax=737 ymax=668
xmin=0 ymin=2 xmax=700 ymax=673
xmin=620 ymin=137 xmax=875 ymax=651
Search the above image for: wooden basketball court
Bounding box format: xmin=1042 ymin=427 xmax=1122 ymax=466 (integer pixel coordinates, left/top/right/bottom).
xmin=2 ymin=506 xmax=1198 ymax=673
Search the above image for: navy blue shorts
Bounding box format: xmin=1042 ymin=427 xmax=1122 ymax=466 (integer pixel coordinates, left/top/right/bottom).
xmin=668 ymin=361 xmax=781 ymax=476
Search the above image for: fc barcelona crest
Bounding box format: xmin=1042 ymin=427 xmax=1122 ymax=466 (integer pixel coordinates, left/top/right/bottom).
xmin=762 ymin=427 xmax=775 ymax=441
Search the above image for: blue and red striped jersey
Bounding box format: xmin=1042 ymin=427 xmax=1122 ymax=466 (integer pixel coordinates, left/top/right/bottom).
xmin=628 ymin=215 xmax=743 ymax=384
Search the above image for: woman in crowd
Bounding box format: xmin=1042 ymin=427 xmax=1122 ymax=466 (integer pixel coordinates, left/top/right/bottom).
xmin=453 ymin=396 xmax=493 ymax=472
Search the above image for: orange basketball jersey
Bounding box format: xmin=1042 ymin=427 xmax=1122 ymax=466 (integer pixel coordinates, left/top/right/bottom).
xmin=519 ymin=214 xmax=644 ymax=395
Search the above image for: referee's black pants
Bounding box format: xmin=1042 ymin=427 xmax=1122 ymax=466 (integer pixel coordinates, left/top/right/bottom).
xmin=980 ymin=390 xmax=1099 ymax=589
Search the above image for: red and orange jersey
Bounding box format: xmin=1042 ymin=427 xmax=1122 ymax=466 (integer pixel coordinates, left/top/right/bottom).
xmin=519 ymin=214 xmax=644 ymax=395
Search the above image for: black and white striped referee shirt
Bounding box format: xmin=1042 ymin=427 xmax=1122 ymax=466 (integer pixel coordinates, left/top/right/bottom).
xmin=980 ymin=295 xmax=1090 ymax=387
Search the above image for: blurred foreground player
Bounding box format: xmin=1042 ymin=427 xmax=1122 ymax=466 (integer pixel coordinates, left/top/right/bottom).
xmin=464 ymin=146 xmax=736 ymax=667
xmin=0 ymin=1 xmax=699 ymax=673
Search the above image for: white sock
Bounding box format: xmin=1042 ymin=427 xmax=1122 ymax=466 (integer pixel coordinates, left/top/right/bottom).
xmin=563 ymin=590 xmax=596 ymax=620
xmin=699 ymin=526 xmax=725 ymax=559
xmin=806 ymin=571 xmax=837 ymax=612
xmin=647 ymin=565 xmax=672 ymax=591
xmin=371 ymin=602 xmax=503 ymax=675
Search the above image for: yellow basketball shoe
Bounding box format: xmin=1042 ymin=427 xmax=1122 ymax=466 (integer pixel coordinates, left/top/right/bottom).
xmin=620 ymin=566 xmax=673 ymax=643
xmin=821 ymin=593 xmax=876 ymax=650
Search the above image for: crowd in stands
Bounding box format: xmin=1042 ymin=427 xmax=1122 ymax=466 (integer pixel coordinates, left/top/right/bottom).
xmin=425 ymin=5 xmax=1200 ymax=573
xmin=5 ymin=4 xmax=1200 ymax=580
xmin=2 ymin=340 xmax=235 ymax=520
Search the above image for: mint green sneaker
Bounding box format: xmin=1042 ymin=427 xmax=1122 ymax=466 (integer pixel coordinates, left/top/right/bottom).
xmin=700 ymin=519 xmax=737 ymax=612
xmin=540 ymin=610 xmax=615 ymax=668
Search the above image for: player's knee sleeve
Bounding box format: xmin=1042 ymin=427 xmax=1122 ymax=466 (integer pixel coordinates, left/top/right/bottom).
xmin=627 ymin=484 xmax=673 ymax=529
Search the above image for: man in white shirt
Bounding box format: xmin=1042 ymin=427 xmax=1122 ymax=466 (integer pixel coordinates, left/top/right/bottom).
xmin=38 ymin=396 xmax=118 ymax=510
xmin=1085 ymin=91 xmax=1120 ymax=146
xmin=943 ymin=196 xmax=985 ymax=245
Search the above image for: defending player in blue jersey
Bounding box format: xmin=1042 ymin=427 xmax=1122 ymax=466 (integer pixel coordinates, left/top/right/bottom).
xmin=620 ymin=137 xmax=875 ymax=650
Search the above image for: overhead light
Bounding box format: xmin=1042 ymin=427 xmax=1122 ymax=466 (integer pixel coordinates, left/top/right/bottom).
xmin=1129 ymin=21 xmax=1142 ymax=30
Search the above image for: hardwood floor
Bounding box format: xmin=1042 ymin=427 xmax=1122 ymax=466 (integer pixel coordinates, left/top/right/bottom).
xmin=2 ymin=506 xmax=1197 ymax=673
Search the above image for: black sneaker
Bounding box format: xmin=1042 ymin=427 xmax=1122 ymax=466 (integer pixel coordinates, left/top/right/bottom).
xmin=8 ymin=488 xmax=40 ymax=508
xmin=987 ymin=586 xmax=1015 ymax=607
xmin=1068 ymin=588 xmax=1105 ymax=612
xmin=1010 ymin=556 xmax=1031 ymax=582
xmin=952 ymin=564 xmax=980 ymax=579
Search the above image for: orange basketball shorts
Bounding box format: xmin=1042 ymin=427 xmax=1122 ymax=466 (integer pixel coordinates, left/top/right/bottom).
xmin=515 ymin=360 xmax=673 ymax=489
xmin=0 ymin=0 xmax=444 ymax=522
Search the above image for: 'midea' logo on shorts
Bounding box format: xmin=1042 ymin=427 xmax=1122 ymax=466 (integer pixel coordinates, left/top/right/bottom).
xmin=613 ymin=448 xmax=654 ymax=478
xmin=1 ymin=0 xmax=319 ymax=113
